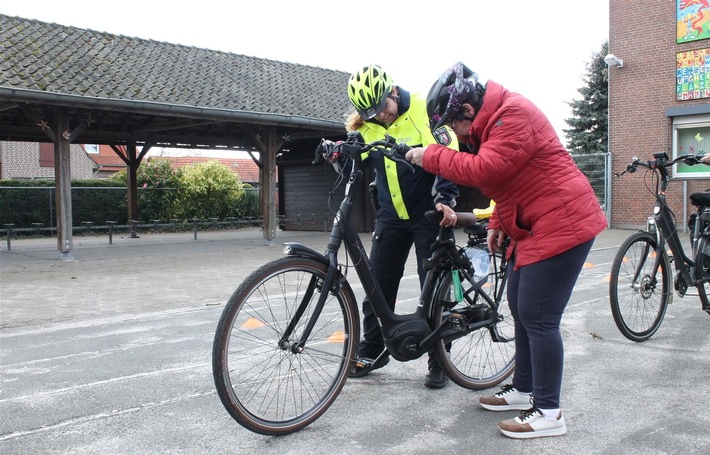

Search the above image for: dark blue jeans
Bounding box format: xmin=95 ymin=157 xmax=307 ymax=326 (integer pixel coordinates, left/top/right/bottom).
xmin=358 ymin=218 xmax=441 ymax=368
xmin=508 ymin=239 xmax=594 ymax=409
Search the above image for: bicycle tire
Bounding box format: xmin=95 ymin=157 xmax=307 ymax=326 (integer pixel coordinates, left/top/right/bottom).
xmin=432 ymin=251 xmax=515 ymax=389
xmin=609 ymin=231 xmax=670 ymax=342
xmin=212 ymin=256 xmax=359 ymax=435
xmin=695 ymin=236 xmax=710 ymax=310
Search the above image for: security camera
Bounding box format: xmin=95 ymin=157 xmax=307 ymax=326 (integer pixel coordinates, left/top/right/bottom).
xmin=604 ymin=54 xmax=623 ymax=68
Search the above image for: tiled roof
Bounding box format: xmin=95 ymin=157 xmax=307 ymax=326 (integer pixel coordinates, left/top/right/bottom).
xmin=155 ymin=156 xmax=262 ymax=183
xmin=0 ymin=14 xmax=352 ymax=146
xmin=90 ymin=153 xmax=126 ymax=169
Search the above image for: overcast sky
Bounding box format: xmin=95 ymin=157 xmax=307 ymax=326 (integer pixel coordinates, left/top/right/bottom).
xmin=2 ymin=1 xmax=609 ymax=151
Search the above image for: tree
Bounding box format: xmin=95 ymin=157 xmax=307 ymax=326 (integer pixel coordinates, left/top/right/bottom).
xmin=177 ymin=160 xmax=245 ymax=220
xmin=564 ymin=41 xmax=609 ymax=154
xmin=109 ymin=158 xmax=182 ymax=222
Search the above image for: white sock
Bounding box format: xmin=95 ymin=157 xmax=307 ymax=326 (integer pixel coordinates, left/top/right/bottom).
xmin=517 ymin=390 xmax=532 ymax=398
xmin=539 ymin=408 xmax=560 ymax=419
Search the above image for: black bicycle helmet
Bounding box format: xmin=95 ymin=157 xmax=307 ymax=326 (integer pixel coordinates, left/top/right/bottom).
xmin=427 ymin=62 xmax=486 ymax=131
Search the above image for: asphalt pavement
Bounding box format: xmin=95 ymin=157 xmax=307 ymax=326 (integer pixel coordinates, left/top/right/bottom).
xmin=2 ymin=227 xmax=710 ymax=454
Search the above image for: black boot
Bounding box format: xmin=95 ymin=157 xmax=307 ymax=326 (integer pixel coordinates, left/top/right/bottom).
xmin=425 ymin=355 xmax=448 ymax=389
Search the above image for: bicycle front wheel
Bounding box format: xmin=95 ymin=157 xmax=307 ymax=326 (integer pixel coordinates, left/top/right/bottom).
xmin=212 ymin=256 xmax=359 ymax=435
xmin=433 ymin=256 xmax=515 ymax=389
xmin=609 ymin=231 xmax=670 ymax=342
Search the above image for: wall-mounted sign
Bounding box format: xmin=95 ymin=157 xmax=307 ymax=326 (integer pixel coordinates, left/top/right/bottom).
xmin=677 ymin=0 xmax=710 ymax=43
xmin=677 ymin=49 xmax=710 ymax=100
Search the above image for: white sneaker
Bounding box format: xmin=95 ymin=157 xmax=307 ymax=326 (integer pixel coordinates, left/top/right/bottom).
xmin=498 ymin=408 xmax=567 ymax=439
xmin=479 ymin=384 xmax=532 ymax=411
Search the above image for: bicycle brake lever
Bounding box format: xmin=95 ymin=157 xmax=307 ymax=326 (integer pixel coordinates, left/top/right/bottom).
xmin=384 ymin=142 xmax=415 ymax=173
xmin=684 ymin=154 xmax=702 ymax=166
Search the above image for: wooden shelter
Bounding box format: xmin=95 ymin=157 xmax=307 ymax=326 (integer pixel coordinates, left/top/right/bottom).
xmin=0 ymin=14 xmax=351 ymax=257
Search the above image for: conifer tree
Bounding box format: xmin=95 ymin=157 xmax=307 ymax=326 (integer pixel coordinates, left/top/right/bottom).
xmin=564 ymin=41 xmax=609 ymax=154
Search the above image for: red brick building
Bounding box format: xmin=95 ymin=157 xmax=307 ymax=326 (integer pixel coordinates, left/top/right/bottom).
xmin=609 ymin=0 xmax=710 ymax=228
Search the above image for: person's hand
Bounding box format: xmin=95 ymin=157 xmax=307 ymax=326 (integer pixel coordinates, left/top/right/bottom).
xmin=486 ymin=228 xmax=506 ymax=253
xmin=701 ymin=154 xmax=710 ymax=164
xmin=436 ymin=203 xmax=457 ymax=227
xmin=405 ymin=147 xmax=426 ymax=166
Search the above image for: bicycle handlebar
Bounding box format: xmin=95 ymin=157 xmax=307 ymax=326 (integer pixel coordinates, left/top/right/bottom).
xmin=314 ymin=133 xmax=415 ymax=172
xmin=616 ymin=153 xmax=710 ymax=194
xmin=619 ymin=153 xmax=706 ymax=176
xmin=424 ymin=209 xmax=479 ymax=228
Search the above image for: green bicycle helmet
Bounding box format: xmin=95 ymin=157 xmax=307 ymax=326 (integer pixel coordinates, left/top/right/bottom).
xmin=347 ymin=65 xmax=394 ymax=120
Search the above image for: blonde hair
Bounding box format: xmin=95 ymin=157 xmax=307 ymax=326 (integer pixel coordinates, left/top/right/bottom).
xmin=345 ymin=110 xmax=365 ymax=132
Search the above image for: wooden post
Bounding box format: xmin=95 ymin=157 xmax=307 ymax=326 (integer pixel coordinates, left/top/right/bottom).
xmin=126 ymin=142 xmax=140 ymax=224
xmin=261 ymin=130 xmax=278 ymax=243
xmin=54 ymin=109 xmax=73 ymax=259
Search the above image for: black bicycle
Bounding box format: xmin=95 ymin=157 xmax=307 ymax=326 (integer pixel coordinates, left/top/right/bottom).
xmin=609 ymin=152 xmax=710 ymax=342
xmin=212 ymin=133 xmax=514 ymax=435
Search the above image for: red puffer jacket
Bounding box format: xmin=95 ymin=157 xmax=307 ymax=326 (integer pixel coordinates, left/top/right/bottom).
xmin=422 ymin=81 xmax=607 ymax=269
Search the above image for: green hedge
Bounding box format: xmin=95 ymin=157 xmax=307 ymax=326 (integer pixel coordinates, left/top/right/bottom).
xmin=0 ymin=180 xmax=127 ymax=227
xmin=0 ymin=179 xmax=259 ymax=228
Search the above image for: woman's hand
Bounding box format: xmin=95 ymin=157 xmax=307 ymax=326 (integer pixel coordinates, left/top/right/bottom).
xmin=405 ymin=147 xmax=426 ymax=166
xmin=436 ymin=203 xmax=457 ymax=227
xmin=486 ymin=228 xmax=506 ymax=253
xmin=701 ymin=154 xmax=710 ymax=164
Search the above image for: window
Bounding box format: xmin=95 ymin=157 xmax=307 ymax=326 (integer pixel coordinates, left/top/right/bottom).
xmin=83 ymin=144 xmax=99 ymax=154
xmin=673 ymin=114 xmax=710 ymax=178
xmin=39 ymin=142 xmax=53 ymax=167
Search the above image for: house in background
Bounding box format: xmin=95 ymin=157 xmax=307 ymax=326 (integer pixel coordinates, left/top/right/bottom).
xmin=91 ymin=144 xmax=127 ymax=177
xmin=0 ymin=140 xmax=97 ymax=179
xmin=0 ymin=140 xmax=263 ymax=185
xmin=150 ymin=155 xmax=264 ymax=187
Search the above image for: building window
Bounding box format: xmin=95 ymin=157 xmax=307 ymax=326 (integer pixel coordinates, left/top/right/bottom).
xmin=83 ymin=144 xmax=99 ymax=154
xmin=39 ymin=142 xmax=53 ymax=167
xmin=673 ymin=114 xmax=710 ymax=178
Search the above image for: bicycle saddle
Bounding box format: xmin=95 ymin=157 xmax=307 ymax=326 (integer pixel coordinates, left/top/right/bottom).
xmin=690 ymin=192 xmax=710 ymax=207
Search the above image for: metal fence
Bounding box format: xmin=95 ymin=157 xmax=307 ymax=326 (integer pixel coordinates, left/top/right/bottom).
xmin=1 ymin=156 xmax=610 ymax=238
xmin=571 ymin=152 xmax=610 ymax=221
xmin=0 ymin=186 xmax=261 ymax=235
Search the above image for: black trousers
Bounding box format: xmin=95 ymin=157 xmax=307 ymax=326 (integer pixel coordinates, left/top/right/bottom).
xmin=358 ymin=218 xmax=441 ymax=368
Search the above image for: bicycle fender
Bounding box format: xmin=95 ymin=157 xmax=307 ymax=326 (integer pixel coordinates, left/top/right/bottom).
xmin=282 ymin=242 xmax=328 ymax=264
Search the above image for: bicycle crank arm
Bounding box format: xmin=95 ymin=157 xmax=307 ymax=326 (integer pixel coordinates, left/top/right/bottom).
xmin=421 ymin=313 xmax=496 ymax=349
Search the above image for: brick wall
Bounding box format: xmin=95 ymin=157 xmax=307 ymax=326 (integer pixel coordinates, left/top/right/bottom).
xmin=0 ymin=141 xmax=96 ymax=179
xmin=610 ymin=1 xmax=710 ymax=228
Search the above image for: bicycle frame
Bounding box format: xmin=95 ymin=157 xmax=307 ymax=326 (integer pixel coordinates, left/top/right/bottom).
xmin=652 ymin=190 xmax=697 ymax=287
xmin=639 ymin=155 xmax=709 ymax=291
xmin=282 ymin=146 xmax=499 ymax=362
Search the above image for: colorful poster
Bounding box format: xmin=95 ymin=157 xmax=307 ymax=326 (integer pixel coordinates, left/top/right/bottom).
xmin=678 ymin=0 xmax=710 ymax=43
xmin=677 ymin=49 xmax=710 ymax=100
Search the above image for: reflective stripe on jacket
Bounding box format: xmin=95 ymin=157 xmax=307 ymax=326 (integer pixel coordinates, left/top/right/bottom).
xmin=357 ymin=90 xmax=459 ymax=221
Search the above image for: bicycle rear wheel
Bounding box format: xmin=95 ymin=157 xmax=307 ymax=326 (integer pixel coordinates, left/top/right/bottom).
xmin=695 ymin=236 xmax=710 ymax=311
xmin=212 ymin=256 xmax=359 ymax=435
xmin=433 ymin=253 xmax=515 ymax=389
xmin=609 ymin=231 xmax=670 ymax=342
